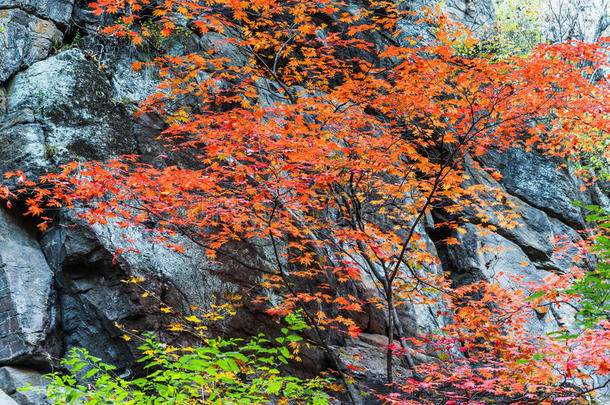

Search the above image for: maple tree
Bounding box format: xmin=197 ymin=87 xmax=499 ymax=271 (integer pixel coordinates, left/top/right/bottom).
xmin=5 ymin=0 xmax=610 ymax=403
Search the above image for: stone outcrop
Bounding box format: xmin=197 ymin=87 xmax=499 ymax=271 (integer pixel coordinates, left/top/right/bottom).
xmin=0 ymin=8 xmax=62 ymax=82
xmin=0 ymin=366 xmax=49 ymax=404
xmin=0 ymin=389 xmax=19 ymax=404
xmin=0 ymin=209 xmax=57 ymax=368
xmin=0 ymin=0 xmax=607 ymax=403
xmin=1 ymin=49 xmax=137 ymax=177
xmin=0 ymin=0 xmax=73 ymax=26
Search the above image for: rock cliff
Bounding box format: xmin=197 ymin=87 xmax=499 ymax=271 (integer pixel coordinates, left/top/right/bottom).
xmin=0 ymin=0 xmax=608 ymax=403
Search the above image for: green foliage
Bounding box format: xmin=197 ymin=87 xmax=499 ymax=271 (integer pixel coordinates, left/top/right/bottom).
xmin=568 ymin=202 xmax=610 ymax=328
xmin=22 ymin=315 xmax=330 ymax=404
xmin=44 ymin=143 xmax=58 ymax=161
xmin=129 ymin=17 xmax=192 ymax=52
xmin=455 ymin=36 xmax=504 ymax=60
xmin=52 ymin=31 xmax=82 ymax=54
xmin=577 ymin=147 xmax=610 ymax=185
xmin=492 ymin=0 xmax=543 ymax=56
xmin=455 ymin=0 xmax=543 ymax=59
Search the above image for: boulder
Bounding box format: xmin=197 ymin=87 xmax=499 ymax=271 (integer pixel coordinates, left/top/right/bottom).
xmin=0 ymin=367 xmax=48 ymax=405
xmin=0 ymin=0 xmax=74 ymax=26
xmin=0 ymin=367 xmax=45 ymax=396
xmin=479 ymin=148 xmax=585 ymax=229
xmin=1 ymin=49 xmax=137 ymax=177
xmin=0 ymin=389 xmax=18 ymax=405
xmin=0 ymin=9 xmax=61 ymax=83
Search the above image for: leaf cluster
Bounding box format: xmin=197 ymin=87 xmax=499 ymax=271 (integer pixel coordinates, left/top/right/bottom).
xmin=23 ymin=318 xmax=329 ymax=405
xmin=567 ymin=202 xmax=610 ymax=329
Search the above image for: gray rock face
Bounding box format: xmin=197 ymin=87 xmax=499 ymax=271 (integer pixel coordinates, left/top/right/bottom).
xmin=0 ymin=367 xmax=48 ymax=405
xmin=441 ymin=222 xmax=575 ymax=333
xmin=398 ymin=0 xmax=495 ymax=42
xmin=334 ymin=334 xmax=411 ymax=389
xmin=461 ymin=156 xmax=589 ymax=271
xmin=0 ymin=367 xmax=44 ymax=395
xmin=40 ymin=219 xmax=143 ymax=369
xmin=1 ymin=49 xmax=137 ymax=176
xmin=0 ymin=389 xmax=18 ymax=405
xmin=0 ymin=87 xmax=6 ymax=115
xmin=0 ymin=209 xmax=57 ymax=366
xmin=0 ymin=0 xmax=74 ymax=26
xmin=480 ymin=148 xmax=585 ymax=229
xmin=0 ymin=0 xmax=607 ymax=401
xmin=0 ymin=9 xmax=61 ymax=83
xmin=9 ymin=389 xmax=49 ymax=405
xmin=39 ymin=209 xmax=252 ymax=369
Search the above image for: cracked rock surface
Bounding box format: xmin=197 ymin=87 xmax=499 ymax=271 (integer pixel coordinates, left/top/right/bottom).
xmin=0 ymin=0 xmax=608 ymax=403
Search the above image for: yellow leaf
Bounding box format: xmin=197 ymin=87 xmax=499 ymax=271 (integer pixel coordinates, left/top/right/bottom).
xmin=185 ymin=315 xmax=202 ymax=323
xmin=168 ymin=323 xmax=184 ymax=331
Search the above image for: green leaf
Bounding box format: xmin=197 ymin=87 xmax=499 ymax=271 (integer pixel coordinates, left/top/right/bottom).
xmin=267 ymin=380 xmax=283 ymax=395
xmin=525 ymin=290 xmax=545 ymax=301
xmin=217 ymin=358 xmax=239 ymax=373
xmin=85 ymin=368 xmax=100 ymax=379
xmin=27 ymin=321 xmax=330 ymax=405
xmin=228 ymin=352 xmax=248 ymax=362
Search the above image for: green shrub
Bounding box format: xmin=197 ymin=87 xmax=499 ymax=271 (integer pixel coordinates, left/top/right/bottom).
xmin=23 ymin=314 xmax=330 ymax=404
xmin=566 ymin=203 xmax=610 ymax=329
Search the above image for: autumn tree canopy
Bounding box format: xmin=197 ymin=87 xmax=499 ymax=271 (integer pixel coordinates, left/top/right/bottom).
xmin=5 ymin=0 xmax=610 ymax=403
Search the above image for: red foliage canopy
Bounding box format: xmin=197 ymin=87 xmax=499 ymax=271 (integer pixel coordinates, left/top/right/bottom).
xmin=5 ymin=0 xmax=610 ymax=403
